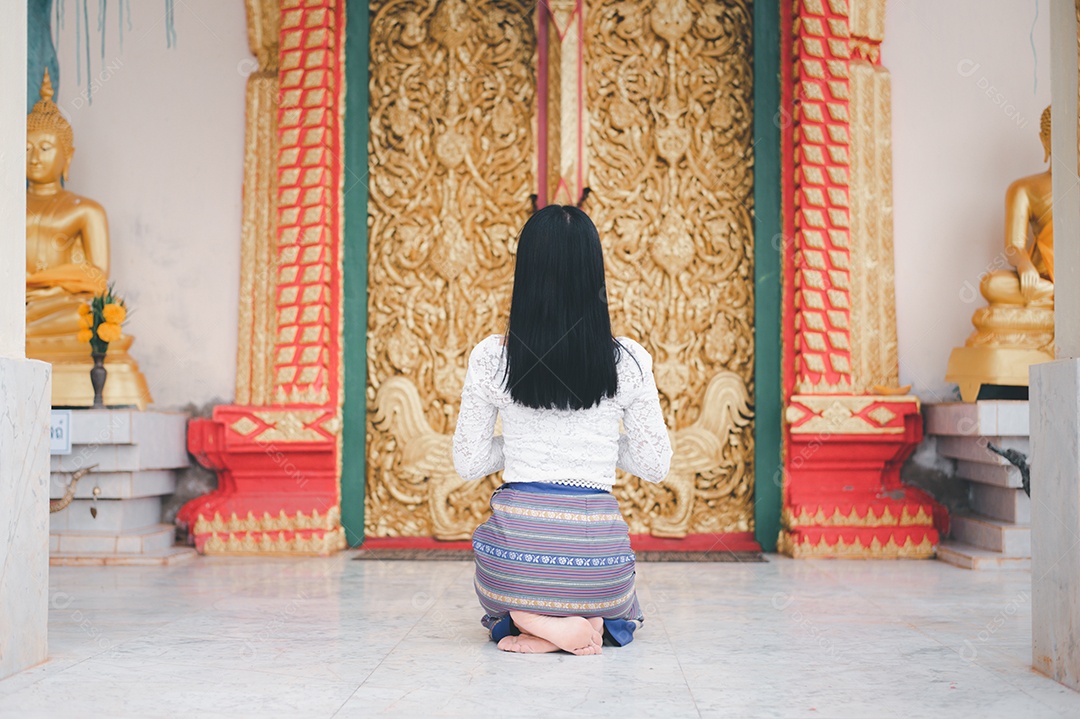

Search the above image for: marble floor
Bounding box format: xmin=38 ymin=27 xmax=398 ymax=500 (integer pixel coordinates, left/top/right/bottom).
xmin=1 ymin=555 xmax=1078 ymax=718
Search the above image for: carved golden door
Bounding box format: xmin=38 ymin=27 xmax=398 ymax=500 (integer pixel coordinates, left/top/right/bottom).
xmin=366 ymin=0 xmax=755 ymax=541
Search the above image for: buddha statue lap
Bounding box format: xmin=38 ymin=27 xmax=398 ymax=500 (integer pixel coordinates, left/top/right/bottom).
xmin=946 ymin=106 xmax=1055 ymax=402
xmin=25 ymin=71 xmax=151 ymax=409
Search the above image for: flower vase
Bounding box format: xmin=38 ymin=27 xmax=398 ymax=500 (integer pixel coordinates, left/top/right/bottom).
xmin=90 ymin=352 xmax=107 ymax=409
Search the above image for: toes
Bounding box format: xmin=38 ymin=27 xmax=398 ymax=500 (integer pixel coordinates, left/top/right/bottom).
xmin=571 ymin=644 xmax=603 ymax=656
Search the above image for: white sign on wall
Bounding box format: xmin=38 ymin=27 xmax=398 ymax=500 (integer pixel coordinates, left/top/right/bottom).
xmin=50 ymin=410 xmax=73 ymax=455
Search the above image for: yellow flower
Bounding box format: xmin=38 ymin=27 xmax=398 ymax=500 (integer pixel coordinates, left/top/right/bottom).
xmin=77 ymin=328 xmax=93 ymax=343
xmin=77 ymin=303 xmax=92 ymax=317
xmin=78 ymin=313 xmax=93 ymax=329
xmin=102 ymin=303 xmax=126 ymax=324
xmin=96 ymin=322 xmax=122 ymax=343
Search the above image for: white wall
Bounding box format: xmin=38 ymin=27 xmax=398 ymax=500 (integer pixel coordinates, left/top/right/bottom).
xmin=51 ymin=0 xmax=247 ymax=408
xmin=886 ymin=0 xmax=1051 ymax=401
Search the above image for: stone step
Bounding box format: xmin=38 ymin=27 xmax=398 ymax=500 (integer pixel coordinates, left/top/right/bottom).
xmin=49 ymin=545 xmax=197 ymax=567
xmin=955 ymin=459 xmax=1024 ymax=488
xmin=936 ymin=541 xmax=1032 ymax=570
xmin=63 ymin=408 xmax=187 ymax=446
xmin=50 ymin=409 xmax=189 ymax=473
xmin=970 ymin=482 xmax=1031 ymax=524
xmin=51 ymin=444 xmax=186 ymax=473
xmin=50 ymin=496 xmax=161 ymax=533
xmin=49 ymin=524 xmax=177 ymax=555
xmin=49 ymin=469 xmax=177 ymax=501
xmin=924 ymin=401 xmax=1029 ymax=437
xmin=951 ymin=514 xmax=1030 ymax=556
xmin=936 ymin=435 xmax=1029 ymax=465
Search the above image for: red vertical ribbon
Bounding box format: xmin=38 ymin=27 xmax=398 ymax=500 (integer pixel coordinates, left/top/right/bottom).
xmin=536 ymin=2 xmax=549 ymax=209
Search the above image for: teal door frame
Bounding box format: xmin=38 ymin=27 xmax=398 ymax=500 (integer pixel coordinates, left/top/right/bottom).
xmin=341 ymin=0 xmax=784 ymax=550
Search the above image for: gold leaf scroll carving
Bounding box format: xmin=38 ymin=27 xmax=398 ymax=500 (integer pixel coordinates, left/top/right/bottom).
xmin=236 ymin=0 xmax=281 ymax=405
xmin=366 ymin=0 xmax=536 ymax=538
xmin=586 ymin=0 xmax=756 ymax=536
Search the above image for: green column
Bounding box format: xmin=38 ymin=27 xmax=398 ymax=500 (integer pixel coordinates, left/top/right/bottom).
xmin=753 ymin=0 xmax=783 ymax=552
xmin=340 ymin=0 xmax=370 ymax=547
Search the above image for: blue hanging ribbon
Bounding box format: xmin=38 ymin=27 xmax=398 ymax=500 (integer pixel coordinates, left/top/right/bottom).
xmin=165 ymin=0 xmax=177 ymax=49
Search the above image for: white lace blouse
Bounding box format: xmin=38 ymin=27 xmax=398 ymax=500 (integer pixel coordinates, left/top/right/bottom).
xmin=452 ymin=334 xmax=673 ymax=492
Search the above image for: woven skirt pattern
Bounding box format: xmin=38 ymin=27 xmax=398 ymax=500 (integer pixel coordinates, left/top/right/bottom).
xmin=473 ymin=484 xmax=643 ymax=625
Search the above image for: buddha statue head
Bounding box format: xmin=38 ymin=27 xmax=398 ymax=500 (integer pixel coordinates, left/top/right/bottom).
xmin=1039 ymin=105 xmax=1051 ymax=163
xmin=26 ymin=69 xmax=75 ymax=186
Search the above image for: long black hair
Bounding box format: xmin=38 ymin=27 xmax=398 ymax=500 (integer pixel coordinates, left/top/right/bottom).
xmin=501 ymin=204 xmax=635 ymax=410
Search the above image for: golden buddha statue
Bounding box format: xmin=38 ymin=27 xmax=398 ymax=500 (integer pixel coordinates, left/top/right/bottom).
xmin=946 ymin=106 xmax=1055 ymax=402
xmin=26 ymin=70 xmax=151 ymax=409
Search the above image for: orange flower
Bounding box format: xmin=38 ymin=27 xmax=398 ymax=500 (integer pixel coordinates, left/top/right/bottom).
xmin=78 ymin=312 xmax=93 ymax=329
xmin=96 ymin=322 xmax=122 ymax=343
xmin=77 ymin=303 xmax=91 ymax=317
xmin=102 ymin=303 xmax=126 ymax=324
xmin=77 ymin=328 xmax=93 ymax=343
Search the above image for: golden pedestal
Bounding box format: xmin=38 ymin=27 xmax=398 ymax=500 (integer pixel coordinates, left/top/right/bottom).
xmin=946 ymin=300 xmax=1054 ymax=402
xmin=946 ymin=346 xmax=1054 ymax=402
xmin=28 ymin=335 xmax=152 ymax=409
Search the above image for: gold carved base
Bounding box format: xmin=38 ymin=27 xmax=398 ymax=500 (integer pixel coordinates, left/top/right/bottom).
xmin=28 ymin=335 xmax=152 ymax=410
xmin=777 ymin=530 xmax=936 ymax=559
xmin=946 ymin=345 xmax=1053 ymax=403
xmin=195 ymin=509 xmax=346 ymax=556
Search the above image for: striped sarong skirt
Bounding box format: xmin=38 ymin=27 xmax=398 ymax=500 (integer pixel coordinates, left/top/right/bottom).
xmin=472 ymin=482 xmax=643 ymax=630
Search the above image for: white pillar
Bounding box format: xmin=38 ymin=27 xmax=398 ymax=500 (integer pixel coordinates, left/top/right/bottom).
xmin=0 ymin=1 xmax=52 ymax=680
xmin=1051 ymin=0 xmax=1080 ymax=360
xmin=1031 ymin=0 xmax=1080 ymax=692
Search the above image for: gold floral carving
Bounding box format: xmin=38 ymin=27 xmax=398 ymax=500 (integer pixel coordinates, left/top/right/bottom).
xmin=776 ymin=530 xmax=936 ymax=559
xmin=585 ymin=0 xmax=756 ymax=536
xmin=366 ymin=0 xmax=536 ymax=538
xmin=236 ymin=0 xmax=282 ymax=405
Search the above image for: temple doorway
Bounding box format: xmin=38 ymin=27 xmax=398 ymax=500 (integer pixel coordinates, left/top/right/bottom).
xmin=358 ymin=0 xmax=756 ymax=543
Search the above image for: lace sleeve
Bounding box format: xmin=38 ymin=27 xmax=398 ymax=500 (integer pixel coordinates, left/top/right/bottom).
xmin=616 ymin=345 xmax=672 ymax=484
xmin=452 ymin=339 xmax=505 ymax=481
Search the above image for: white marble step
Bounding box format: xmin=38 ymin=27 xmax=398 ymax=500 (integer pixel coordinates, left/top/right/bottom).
xmin=955 ymin=459 xmax=1024 ymax=488
xmin=64 ymin=408 xmax=187 ymax=446
xmin=936 ymin=435 xmax=1029 ymax=466
xmin=937 ymin=541 xmax=1032 ymax=570
xmin=951 ymin=514 xmax=1030 ymax=556
xmin=49 ymin=469 xmax=177 ymax=501
xmin=49 ymin=545 xmax=197 ymax=567
xmin=50 ymin=496 xmax=161 ymax=533
xmin=51 ymin=444 xmax=185 ymax=473
xmin=970 ymin=483 xmax=1030 ymax=524
xmin=924 ymin=401 xmax=1029 ymax=437
xmin=50 ymin=409 xmax=189 ymax=473
xmin=49 ymin=524 xmax=176 ymax=555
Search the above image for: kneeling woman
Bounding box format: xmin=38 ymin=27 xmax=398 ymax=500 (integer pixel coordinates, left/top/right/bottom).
xmin=452 ymin=205 xmax=673 ymax=655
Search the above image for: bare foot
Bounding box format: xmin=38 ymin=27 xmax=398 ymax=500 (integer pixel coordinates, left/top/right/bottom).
xmin=510 ymin=611 xmax=603 ymax=656
xmin=497 ymin=633 xmax=559 ymax=654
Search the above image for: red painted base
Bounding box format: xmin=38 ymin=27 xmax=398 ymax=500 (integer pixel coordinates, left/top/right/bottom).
xmin=178 ymin=407 xmax=343 ymax=555
xmin=781 ymin=405 xmax=947 ymax=558
xmin=358 ymin=533 xmax=762 ymax=553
